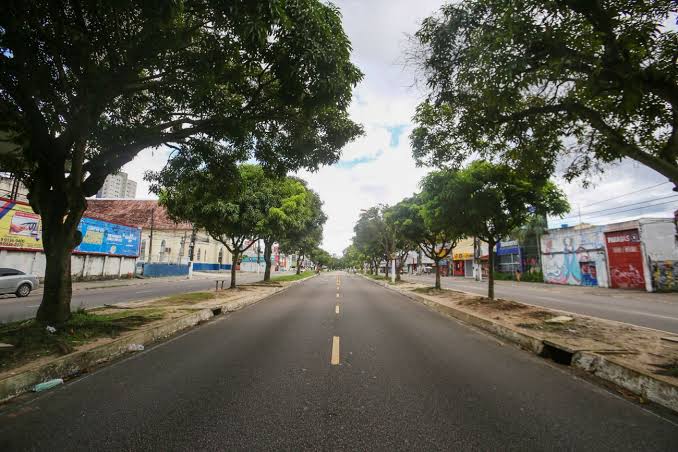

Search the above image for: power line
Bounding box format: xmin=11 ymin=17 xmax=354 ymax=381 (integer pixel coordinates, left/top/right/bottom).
xmin=558 ymin=194 xmax=678 ymax=221
xmin=557 ymin=199 xmax=678 ymax=223
xmin=580 ymin=181 xmax=671 ymax=208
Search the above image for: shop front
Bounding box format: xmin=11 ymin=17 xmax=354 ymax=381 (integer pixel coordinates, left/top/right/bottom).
xmin=495 ymin=240 xmax=522 ymax=274
xmin=452 ymin=251 xmax=474 ymax=277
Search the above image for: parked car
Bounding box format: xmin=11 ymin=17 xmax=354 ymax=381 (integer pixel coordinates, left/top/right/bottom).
xmin=0 ymin=268 xmax=39 ymax=297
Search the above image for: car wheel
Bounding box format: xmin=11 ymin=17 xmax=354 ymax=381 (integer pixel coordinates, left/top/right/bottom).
xmin=16 ymin=283 xmax=31 ymax=298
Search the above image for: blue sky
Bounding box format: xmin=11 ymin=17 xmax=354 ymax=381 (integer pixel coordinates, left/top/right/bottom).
xmin=124 ymin=0 xmax=678 ymax=255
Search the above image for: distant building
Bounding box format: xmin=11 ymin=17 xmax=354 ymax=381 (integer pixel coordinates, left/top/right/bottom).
xmin=96 ymin=172 xmax=137 ymax=199
xmin=540 ymin=217 xmax=678 ymax=292
xmin=85 ymin=199 xmax=232 ymax=271
xmin=0 ymin=174 xmax=28 ymax=203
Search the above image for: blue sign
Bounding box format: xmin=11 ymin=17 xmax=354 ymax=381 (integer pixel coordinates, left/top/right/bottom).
xmin=76 ymin=217 xmax=141 ymax=257
xmin=496 ymin=240 xmax=521 ymax=256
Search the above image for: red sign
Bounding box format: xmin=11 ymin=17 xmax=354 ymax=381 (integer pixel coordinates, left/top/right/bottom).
xmin=605 ymin=229 xmax=645 ymax=290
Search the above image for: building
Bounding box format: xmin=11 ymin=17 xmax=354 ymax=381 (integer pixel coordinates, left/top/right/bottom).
xmin=0 ymin=197 xmax=140 ymax=280
xmin=540 ymin=218 xmax=678 ymax=292
xmin=0 ymin=174 xmax=28 ymax=203
xmin=96 ymin=172 xmax=137 ymax=199
xmin=85 ymin=199 xmax=232 ymax=273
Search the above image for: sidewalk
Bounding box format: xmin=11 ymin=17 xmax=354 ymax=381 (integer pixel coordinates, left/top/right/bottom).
xmin=34 ymin=271 xmax=235 ymax=294
xmin=405 ymin=274 xmax=678 ymax=303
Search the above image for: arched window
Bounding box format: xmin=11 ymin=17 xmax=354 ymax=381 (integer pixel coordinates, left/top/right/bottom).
xmin=159 ymin=240 xmax=167 ymax=261
xmin=218 ymin=248 xmax=223 ymax=264
xmin=197 ymin=248 xmax=201 ymax=261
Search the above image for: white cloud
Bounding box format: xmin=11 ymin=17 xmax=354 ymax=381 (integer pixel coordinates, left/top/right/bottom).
xmin=123 ymin=0 xmax=678 ymax=256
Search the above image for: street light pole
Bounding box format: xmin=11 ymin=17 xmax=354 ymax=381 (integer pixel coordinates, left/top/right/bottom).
xmin=391 ymin=257 xmax=396 ymax=284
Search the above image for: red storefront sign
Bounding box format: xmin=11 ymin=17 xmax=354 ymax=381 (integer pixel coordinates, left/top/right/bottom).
xmin=605 ymin=229 xmax=645 ymax=290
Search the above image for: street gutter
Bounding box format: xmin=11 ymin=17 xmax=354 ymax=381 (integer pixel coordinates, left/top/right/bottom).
xmin=358 ymin=273 xmax=678 ymax=414
xmin=0 ymin=274 xmax=317 ymax=403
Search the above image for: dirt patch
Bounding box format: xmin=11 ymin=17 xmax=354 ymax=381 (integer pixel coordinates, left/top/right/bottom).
xmin=399 ymin=280 xmax=678 ymax=387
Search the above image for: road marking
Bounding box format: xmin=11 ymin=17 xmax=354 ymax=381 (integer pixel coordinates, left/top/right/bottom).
xmin=331 ymin=336 xmax=340 ymax=365
xmin=26 ymin=304 xmax=40 ymax=307
xmin=336 ymin=293 xmax=339 ymax=298
xmin=335 ymin=304 xmax=340 ymax=314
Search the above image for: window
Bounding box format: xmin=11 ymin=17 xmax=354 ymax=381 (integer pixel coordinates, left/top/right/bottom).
xmin=197 ymin=248 xmax=201 ymax=261
xmin=218 ymin=248 xmax=223 ymax=264
xmin=159 ymin=240 xmax=167 ymax=261
xmin=140 ymin=240 xmax=147 ymax=261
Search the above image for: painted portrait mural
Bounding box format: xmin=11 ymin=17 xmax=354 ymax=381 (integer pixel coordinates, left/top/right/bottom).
xmin=541 ymin=227 xmax=609 ymax=288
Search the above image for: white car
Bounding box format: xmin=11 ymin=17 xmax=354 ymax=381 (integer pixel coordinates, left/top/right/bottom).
xmin=0 ymin=268 xmax=39 ymax=297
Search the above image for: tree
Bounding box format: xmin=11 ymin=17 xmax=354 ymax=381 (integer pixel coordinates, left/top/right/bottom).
xmin=256 ymin=177 xmax=314 ymax=282
xmin=399 ymin=194 xmax=462 ymax=290
xmin=353 ymin=207 xmax=386 ymax=276
xmin=153 ymin=163 xmax=276 ymax=289
xmin=423 ymin=162 xmax=569 ymax=299
xmin=384 ymin=201 xmax=420 ymax=281
xmin=278 ymin=187 xmax=326 ymax=275
xmin=310 ymin=247 xmax=332 ymax=270
xmin=411 ymin=1 xmax=678 ymax=188
xmin=0 ymin=1 xmax=363 ymax=322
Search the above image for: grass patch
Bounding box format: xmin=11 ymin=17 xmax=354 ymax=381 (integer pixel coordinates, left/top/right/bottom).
xmin=0 ymin=309 xmax=164 ymax=370
xmin=160 ymin=291 xmax=214 ymax=305
xmin=271 ymin=271 xmax=315 ymax=282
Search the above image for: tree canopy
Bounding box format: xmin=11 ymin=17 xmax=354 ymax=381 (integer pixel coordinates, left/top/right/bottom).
xmin=411 ymin=0 xmax=678 ymax=187
xmin=422 ymin=161 xmax=569 ymax=298
xmin=0 ymin=0 xmax=362 ymax=322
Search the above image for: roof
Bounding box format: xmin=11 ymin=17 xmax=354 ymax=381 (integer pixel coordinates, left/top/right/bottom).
xmin=85 ymin=199 xmax=192 ymax=230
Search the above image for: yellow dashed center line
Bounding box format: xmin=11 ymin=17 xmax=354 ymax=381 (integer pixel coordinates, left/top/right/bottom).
xmin=335 ymin=304 xmax=340 ymax=314
xmin=331 ymin=336 xmax=340 ymax=365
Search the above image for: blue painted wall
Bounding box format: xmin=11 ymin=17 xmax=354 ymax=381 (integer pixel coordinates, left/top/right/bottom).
xmin=141 ymin=263 xmax=189 ymax=277
xmin=192 ymin=263 xmax=232 ymax=271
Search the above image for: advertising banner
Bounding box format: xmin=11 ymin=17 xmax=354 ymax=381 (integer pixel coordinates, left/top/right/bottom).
xmin=0 ymin=198 xmax=43 ymax=250
xmin=77 ymin=217 xmax=141 ymax=257
xmin=0 ymin=198 xmax=140 ymax=256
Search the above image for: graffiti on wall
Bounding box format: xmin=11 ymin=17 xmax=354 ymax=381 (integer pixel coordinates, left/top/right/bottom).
xmin=651 ymin=260 xmax=678 ymax=292
xmin=541 ymin=227 xmax=607 ymax=287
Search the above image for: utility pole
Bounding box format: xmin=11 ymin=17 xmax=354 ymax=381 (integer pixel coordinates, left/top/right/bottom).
xmin=474 ymin=236 xmax=482 ymax=282
xmin=148 ymin=208 xmax=155 ymax=263
xmin=391 ymin=256 xmax=396 ymax=284
xmin=257 ymin=238 xmax=261 ymax=275
xmin=188 ymin=226 xmax=197 ymax=279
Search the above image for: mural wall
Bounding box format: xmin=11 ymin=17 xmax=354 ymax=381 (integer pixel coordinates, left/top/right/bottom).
xmin=541 ymin=226 xmax=609 ymax=288
xmin=651 ymin=260 xmax=678 ymax=292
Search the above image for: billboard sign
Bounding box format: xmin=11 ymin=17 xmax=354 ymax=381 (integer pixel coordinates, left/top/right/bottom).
xmin=0 ymin=198 xmax=140 ymax=256
xmin=77 ymin=217 xmax=141 ymax=257
xmin=0 ymin=199 xmax=43 ymax=250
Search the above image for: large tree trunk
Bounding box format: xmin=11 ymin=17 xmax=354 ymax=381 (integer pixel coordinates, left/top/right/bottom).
xmin=296 ymin=255 xmax=302 ymax=275
xmin=487 ymin=239 xmax=496 ymax=300
xmin=230 ymin=250 xmax=239 ymax=289
xmin=263 ymin=240 xmax=273 ymax=281
xmin=435 ymin=258 xmax=441 ymax=290
xmin=35 ymin=192 xmax=85 ymax=324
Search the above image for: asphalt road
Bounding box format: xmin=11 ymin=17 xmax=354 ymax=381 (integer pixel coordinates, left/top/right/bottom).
xmin=1 ymin=272 xmax=675 ymax=450
xmin=405 ymin=274 xmax=678 ymax=334
xmin=0 ymin=271 xmax=272 ymax=323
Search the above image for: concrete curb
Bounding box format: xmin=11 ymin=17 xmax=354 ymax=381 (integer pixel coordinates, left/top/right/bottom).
xmin=357 ymin=274 xmax=678 ymax=414
xmin=0 ymin=274 xmax=316 ymax=403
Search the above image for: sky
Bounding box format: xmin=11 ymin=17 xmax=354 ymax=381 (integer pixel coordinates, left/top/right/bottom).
xmin=122 ymin=0 xmax=678 ymax=256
